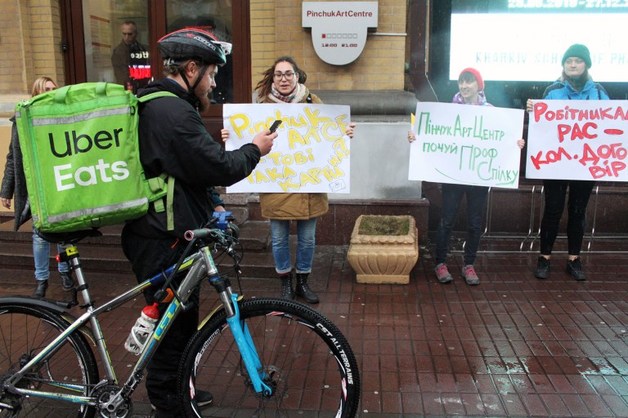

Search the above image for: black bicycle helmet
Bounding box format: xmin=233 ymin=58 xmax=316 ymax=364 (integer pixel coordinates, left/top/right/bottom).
xmin=158 ymin=28 xmax=229 ymax=66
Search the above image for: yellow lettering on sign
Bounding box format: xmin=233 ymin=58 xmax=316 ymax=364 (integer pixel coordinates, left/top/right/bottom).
xmin=228 ymin=114 xmax=251 ymax=138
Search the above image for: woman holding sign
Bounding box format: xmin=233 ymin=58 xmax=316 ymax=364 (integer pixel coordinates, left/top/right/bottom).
xmin=409 ymin=68 xmax=525 ymax=286
xmin=526 ymin=44 xmax=609 ymax=281
xmin=253 ymin=56 xmax=355 ymax=303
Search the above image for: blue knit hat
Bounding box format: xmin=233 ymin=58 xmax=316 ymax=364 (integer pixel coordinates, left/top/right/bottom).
xmin=562 ymin=44 xmax=591 ymax=68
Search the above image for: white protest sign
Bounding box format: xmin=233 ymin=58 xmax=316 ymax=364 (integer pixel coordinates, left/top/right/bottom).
xmin=224 ymin=103 xmax=351 ymax=193
xmin=408 ymin=102 xmax=524 ymax=188
xmin=526 ymin=100 xmax=628 ymax=182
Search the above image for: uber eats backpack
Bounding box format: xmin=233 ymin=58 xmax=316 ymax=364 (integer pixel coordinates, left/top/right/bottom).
xmin=15 ymin=82 xmax=175 ymax=233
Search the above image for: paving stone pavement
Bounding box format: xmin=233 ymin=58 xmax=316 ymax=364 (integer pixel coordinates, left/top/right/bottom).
xmin=1 ymin=241 xmax=627 ymax=417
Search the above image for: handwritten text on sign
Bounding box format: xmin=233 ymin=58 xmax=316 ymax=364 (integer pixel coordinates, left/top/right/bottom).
xmin=223 ymin=103 xmax=351 ymax=193
xmin=526 ymin=100 xmax=628 ymax=181
xmin=408 ymin=102 xmax=524 ymax=189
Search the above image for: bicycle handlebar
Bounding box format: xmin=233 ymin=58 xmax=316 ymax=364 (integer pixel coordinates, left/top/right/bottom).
xmin=184 ymin=223 xmax=239 ymax=248
xmin=183 ymin=228 xmax=213 ymax=241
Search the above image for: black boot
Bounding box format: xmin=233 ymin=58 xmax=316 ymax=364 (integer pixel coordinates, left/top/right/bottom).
xmin=534 ymin=256 xmax=550 ymax=279
xmin=280 ymin=272 xmax=295 ymax=300
xmin=34 ymin=280 xmax=48 ymax=298
xmin=295 ymin=273 xmax=319 ymax=304
xmin=566 ymin=258 xmax=586 ymax=281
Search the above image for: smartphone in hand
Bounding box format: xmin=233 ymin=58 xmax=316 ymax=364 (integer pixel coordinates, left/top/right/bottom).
xmin=269 ymin=120 xmax=282 ymax=133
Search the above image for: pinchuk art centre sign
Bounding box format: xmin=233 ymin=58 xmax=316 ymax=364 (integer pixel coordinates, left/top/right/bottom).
xmin=302 ymin=2 xmax=378 ymax=66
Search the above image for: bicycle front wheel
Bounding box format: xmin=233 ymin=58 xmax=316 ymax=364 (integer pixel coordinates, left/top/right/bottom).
xmin=0 ymin=302 xmax=98 ymax=418
xmin=178 ymin=297 xmax=360 ymax=418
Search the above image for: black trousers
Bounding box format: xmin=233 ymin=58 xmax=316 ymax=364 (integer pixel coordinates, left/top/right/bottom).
xmin=121 ymin=227 xmax=199 ymax=415
xmin=539 ymin=179 xmax=595 ymax=256
xmin=435 ymin=184 xmax=489 ymax=266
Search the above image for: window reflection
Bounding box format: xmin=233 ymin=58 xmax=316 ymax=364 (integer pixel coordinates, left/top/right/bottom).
xmin=111 ymin=20 xmax=151 ymax=91
xmin=167 ymin=0 xmax=233 ymax=103
xmin=82 ymin=0 xmax=150 ymax=93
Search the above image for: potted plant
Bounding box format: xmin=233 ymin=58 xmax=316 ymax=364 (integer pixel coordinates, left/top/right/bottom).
xmin=347 ymin=214 xmax=419 ymax=284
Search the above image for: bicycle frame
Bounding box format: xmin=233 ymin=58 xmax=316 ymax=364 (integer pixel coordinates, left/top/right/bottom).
xmin=3 ymin=231 xmax=274 ymax=411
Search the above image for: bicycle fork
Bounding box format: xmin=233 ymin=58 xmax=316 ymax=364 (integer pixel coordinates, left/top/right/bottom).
xmin=220 ymin=291 xmax=273 ymax=396
xmin=199 ymin=245 xmax=273 ymax=397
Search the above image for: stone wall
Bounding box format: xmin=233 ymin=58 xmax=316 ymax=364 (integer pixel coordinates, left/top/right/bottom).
xmin=0 ymin=0 xmax=64 ymax=95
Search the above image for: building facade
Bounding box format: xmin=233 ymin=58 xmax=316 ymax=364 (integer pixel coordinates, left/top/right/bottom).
xmin=2 ymin=0 xmax=626 ymax=245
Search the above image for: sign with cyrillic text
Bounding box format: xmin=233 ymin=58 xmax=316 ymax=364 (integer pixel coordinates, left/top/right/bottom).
xmin=526 ymin=100 xmax=628 ymax=181
xmin=223 ymin=103 xmax=351 ymax=193
xmin=408 ymin=102 xmax=524 ymax=188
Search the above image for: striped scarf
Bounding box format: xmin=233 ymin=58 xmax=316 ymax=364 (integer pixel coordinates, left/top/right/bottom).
xmin=268 ymin=83 xmax=309 ymax=103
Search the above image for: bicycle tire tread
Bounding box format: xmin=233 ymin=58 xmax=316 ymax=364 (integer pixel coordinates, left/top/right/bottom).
xmin=177 ymin=297 xmax=360 ymax=417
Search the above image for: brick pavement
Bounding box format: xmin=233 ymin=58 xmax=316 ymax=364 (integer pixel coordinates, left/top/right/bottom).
xmin=1 ymin=241 xmax=627 ymax=417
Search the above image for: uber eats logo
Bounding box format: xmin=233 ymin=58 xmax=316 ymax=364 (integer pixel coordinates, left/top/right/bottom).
xmin=47 ymin=126 xmax=130 ymax=191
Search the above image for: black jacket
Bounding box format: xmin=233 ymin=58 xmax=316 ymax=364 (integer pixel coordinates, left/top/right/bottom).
xmin=124 ymin=78 xmax=261 ymax=239
xmin=0 ymin=116 xmax=30 ymax=231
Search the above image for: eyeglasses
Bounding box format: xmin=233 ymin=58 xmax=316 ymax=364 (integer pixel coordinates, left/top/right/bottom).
xmin=273 ymin=71 xmax=295 ymax=80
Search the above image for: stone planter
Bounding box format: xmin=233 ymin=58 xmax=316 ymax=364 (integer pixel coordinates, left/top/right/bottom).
xmin=347 ymin=215 xmax=419 ymax=284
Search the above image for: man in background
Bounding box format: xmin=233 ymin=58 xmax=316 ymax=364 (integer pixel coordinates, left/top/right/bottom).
xmin=111 ymin=21 xmax=151 ymax=92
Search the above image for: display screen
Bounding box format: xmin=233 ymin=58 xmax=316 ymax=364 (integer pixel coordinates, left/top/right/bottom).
xmin=449 ymin=0 xmax=628 ymax=83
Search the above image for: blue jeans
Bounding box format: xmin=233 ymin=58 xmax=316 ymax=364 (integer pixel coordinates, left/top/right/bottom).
xmin=435 ymin=184 xmax=488 ymax=266
xmin=33 ymin=232 xmax=69 ymax=282
xmin=270 ymin=218 xmax=317 ymax=275
xmin=539 ymin=179 xmax=595 ymax=256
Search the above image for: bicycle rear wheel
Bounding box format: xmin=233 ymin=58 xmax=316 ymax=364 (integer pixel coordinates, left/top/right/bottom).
xmin=0 ymin=302 xmax=98 ymax=418
xmin=178 ymin=297 xmax=360 ymax=418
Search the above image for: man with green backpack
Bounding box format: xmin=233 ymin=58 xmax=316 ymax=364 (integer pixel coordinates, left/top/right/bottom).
xmin=120 ymin=28 xmax=276 ymax=417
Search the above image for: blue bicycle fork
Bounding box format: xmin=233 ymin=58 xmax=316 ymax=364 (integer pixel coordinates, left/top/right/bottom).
xmin=223 ymin=292 xmax=273 ymax=396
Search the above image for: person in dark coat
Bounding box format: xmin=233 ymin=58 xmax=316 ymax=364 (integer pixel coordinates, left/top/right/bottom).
xmin=0 ymin=76 xmax=73 ymax=297
xmin=121 ymin=28 xmax=275 ymax=417
xmin=111 ymin=21 xmax=151 ymax=92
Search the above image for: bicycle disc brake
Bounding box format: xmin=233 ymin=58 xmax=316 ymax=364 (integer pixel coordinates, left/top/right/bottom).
xmin=255 ymin=365 xmax=281 ymax=399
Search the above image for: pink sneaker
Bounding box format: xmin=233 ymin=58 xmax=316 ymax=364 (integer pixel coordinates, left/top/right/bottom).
xmin=462 ymin=265 xmax=480 ymax=285
xmin=434 ymin=263 xmax=453 ymax=284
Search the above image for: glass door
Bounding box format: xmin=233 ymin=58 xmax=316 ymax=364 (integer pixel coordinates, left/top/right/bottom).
xmin=60 ymin=0 xmax=250 ymax=134
xmin=166 ymin=0 xmax=233 ymax=103
xmin=81 ymin=0 xmax=150 ymax=92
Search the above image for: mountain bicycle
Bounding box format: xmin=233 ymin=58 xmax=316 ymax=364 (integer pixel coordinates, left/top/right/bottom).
xmin=0 ymin=214 xmax=360 ymax=417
